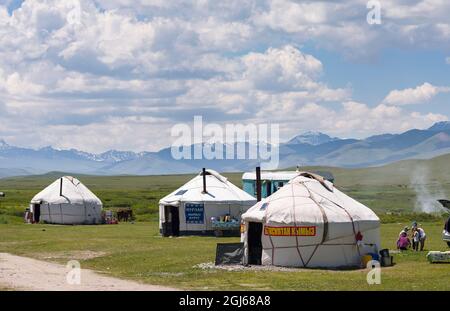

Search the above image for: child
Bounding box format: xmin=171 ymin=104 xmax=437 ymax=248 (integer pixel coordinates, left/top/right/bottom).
xmin=398 ymin=226 xmax=409 ymax=237
xmin=412 ymin=229 xmax=420 ymax=251
xmin=397 ymin=232 xmax=411 ymax=251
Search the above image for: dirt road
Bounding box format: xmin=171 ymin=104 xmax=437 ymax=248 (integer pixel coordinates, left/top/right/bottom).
xmin=0 ymin=253 xmax=177 ymax=291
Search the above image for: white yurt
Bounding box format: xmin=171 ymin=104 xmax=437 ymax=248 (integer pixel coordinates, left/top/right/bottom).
xmin=30 ymin=176 xmax=103 ymax=225
xmin=241 ymin=172 xmax=380 ymax=268
xmin=159 ymin=169 xmax=257 ymax=236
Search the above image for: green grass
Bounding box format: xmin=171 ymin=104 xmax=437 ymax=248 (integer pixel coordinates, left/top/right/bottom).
xmin=0 ymin=221 xmax=449 ymax=290
xmin=1 ymin=154 xmax=450 ymax=222
xmin=0 ymin=170 xmax=448 ymax=223
xmin=0 ymin=155 xmax=449 ymax=290
xmin=0 ymin=171 xmax=248 ymax=223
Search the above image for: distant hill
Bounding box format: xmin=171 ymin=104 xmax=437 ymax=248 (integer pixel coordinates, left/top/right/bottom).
xmin=428 ymin=121 xmax=450 ymax=132
xmin=1 ymin=154 xmax=448 ymax=218
xmin=0 ymin=168 xmax=32 ymax=178
xmin=4 ymin=152 xmax=450 ymax=188
xmin=0 ymin=122 xmax=450 ymax=177
xmin=289 ymin=153 xmax=450 ymax=188
xmin=287 ymin=131 xmax=340 ymax=145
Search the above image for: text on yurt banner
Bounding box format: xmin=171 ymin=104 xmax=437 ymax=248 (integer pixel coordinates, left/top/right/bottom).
xmin=264 ymin=226 xmax=316 ymax=237
xmin=185 ymin=203 xmax=205 ymax=224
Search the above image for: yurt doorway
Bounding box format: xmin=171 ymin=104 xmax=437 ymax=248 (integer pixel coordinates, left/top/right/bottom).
xmin=33 ymin=204 xmax=41 ymax=223
xmin=247 ymin=222 xmax=263 ymax=265
xmin=163 ymin=206 xmax=180 ymax=237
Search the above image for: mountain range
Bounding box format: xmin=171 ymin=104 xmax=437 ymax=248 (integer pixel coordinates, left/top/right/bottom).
xmin=0 ymin=121 xmax=450 ymax=177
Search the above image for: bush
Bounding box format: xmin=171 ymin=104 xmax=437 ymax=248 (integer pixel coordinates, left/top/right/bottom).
xmin=379 ymin=212 xmax=447 ymax=224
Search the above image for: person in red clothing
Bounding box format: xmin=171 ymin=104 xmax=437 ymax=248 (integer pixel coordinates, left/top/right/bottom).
xmin=397 ymin=232 xmax=411 ymax=251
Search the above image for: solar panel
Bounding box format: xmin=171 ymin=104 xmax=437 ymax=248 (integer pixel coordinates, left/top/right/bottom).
xmin=259 ymin=203 xmax=268 ymax=211
xmin=175 ymin=189 xmax=188 ymax=196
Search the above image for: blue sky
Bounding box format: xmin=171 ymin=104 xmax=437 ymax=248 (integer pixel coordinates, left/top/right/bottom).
xmin=4 ymin=0 xmax=22 ymax=14
xmin=305 ymin=45 xmax=450 ymax=117
xmin=0 ymin=0 xmax=449 ymax=152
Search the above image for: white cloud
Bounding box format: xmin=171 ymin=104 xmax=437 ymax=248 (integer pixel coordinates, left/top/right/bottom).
xmin=383 ymin=82 xmax=450 ymax=106
xmin=0 ymin=69 xmax=45 ymax=95
xmin=278 ymin=101 xmax=448 ymax=140
xmin=252 ymin=1 xmax=331 ymax=32
xmin=446 ymin=57 xmax=450 ymax=64
xmin=225 ymin=98 xmax=448 ymax=144
xmin=196 ymin=18 xmax=252 ymax=52
xmin=242 ymin=45 xmax=323 ymax=92
xmin=0 ymin=0 xmax=449 ymax=151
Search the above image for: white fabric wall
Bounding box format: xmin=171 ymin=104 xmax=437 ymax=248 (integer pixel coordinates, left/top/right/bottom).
xmin=39 ymin=202 xmax=102 ymax=225
xmin=242 ymin=220 xmax=380 ymax=268
xmin=241 ymin=174 xmax=381 ymax=268
xmin=159 ymin=204 xmax=165 ymax=230
xmin=158 ymin=200 xmax=256 ymax=233
xmin=30 ymin=176 xmax=103 ymax=225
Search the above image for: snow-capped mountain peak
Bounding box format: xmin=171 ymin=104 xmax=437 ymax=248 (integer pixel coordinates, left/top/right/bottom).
xmin=98 ymin=150 xmax=139 ymax=162
xmin=0 ymin=139 xmax=11 ymax=150
xmin=287 ymin=131 xmax=340 ymax=146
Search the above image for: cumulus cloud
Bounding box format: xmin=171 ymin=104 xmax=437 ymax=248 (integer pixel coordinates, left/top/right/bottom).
xmin=242 ymin=45 xmax=323 ymax=92
xmin=278 ymin=101 xmax=448 ymax=140
xmin=0 ymin=0 xmax=448 ymax=152
xmin=383 ymin=82 xmax=450 ymax=106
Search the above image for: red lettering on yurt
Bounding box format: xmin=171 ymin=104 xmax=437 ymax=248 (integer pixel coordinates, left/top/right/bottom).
xmin=264 ymin=225 xmax=316 ymax=236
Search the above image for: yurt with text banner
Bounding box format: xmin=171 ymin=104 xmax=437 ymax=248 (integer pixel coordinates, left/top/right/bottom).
xmin=159 ymin=169 xmax=256 ymax=237
xmin=30 ymin=176 xmax=103 ymax=225
xmin=241 ymin=172 xmax=380 ymax=268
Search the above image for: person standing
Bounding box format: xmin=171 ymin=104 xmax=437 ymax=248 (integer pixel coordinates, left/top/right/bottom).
xmin=412 ymin=227 xmax=426 ymax=251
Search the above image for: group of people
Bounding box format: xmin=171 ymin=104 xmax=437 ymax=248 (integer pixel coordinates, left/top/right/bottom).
xmin=397 ymin=221 xmax=427 ymax=251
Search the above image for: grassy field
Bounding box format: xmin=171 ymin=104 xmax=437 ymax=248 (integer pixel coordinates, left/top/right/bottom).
xmin=0 ymin=155 xmax=449 ymax=290
xmin=1 ymin=155 xmax=450 ymax=223
xmin=0 ymin=221 xmax=449 ymax=290
xmin=0 ymin=173 xmax=195 ymax=223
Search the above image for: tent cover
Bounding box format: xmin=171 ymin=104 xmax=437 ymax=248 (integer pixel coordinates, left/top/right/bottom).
xmin=30 ymin=176 xmax=103 ymax=224
xmin=159 ymin=169 xmax=256 ymax=234
xmin=241 ymin=172 xmax=380 ymax=268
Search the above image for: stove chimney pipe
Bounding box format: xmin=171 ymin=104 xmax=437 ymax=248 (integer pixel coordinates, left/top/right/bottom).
xmin=256 ymin=166 xmax=262 ymax=202
xmin=202 ymin=168 xmax=207 ymax=193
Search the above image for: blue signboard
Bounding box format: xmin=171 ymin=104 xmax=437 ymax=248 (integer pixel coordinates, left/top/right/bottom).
xmin=185 ymin=203 xmax=204 ymax=224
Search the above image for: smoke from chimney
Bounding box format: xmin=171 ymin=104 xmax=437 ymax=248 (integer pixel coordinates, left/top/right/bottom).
xmin=411 ymin=166 xmax=446 ymax=213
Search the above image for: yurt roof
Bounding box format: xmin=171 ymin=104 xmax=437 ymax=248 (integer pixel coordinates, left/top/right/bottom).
xmin=31 ymin=176 xmax=102 ymax=206
xmin=242 ymin=172 xmax=379 ymax=228
xmin=160 ymin=169 xmax=257 ymax=206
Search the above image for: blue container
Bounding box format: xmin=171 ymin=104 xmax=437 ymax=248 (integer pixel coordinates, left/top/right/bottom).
xmin=370 ymin=253 xmax=380 ymax=261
